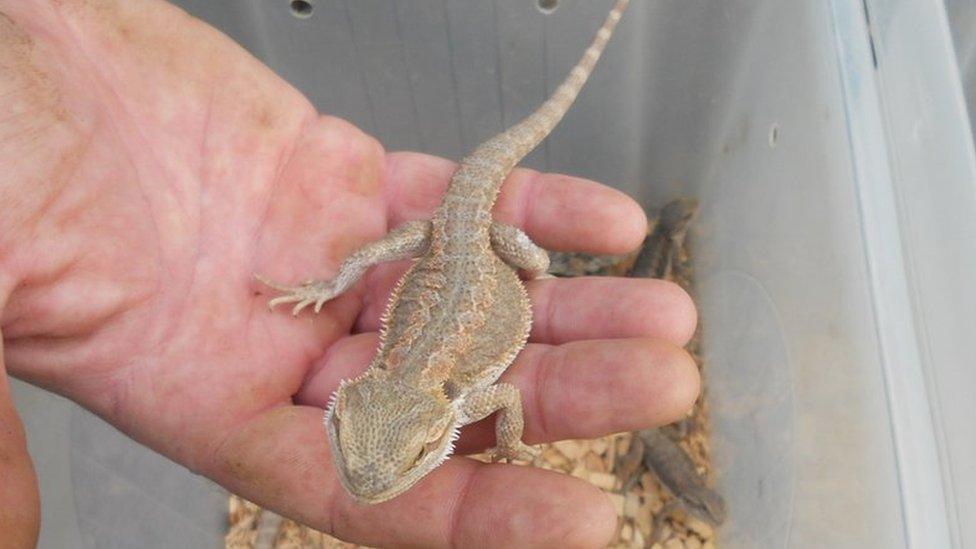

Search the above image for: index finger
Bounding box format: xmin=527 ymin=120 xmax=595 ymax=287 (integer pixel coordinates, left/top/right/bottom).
xmin=384 ymin=152 xmax=648 ymax=253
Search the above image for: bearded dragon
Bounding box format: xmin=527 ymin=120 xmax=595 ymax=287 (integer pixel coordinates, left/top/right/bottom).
xmin=617 ymin=198 xmax=727 ymax=539
xmin=259 ymin=0 xmax=631 ymax=504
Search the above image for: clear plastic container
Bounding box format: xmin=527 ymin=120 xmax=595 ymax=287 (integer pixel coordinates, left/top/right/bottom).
xmin=13 ymin=0 xmax=976 ymax=546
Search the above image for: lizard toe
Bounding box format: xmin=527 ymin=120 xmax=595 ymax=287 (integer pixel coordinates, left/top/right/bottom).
xmin=487 ymin=442 xmax=539 ymax=463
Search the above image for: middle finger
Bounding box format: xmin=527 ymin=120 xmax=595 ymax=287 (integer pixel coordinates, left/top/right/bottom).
xmin=356 ymin=271 xmax=697 ymax=347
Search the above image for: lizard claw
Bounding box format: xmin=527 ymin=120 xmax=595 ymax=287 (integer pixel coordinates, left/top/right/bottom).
xmin=487 ymin=442 xmax=539 ymax=463
xmin=256 ymin=275 xmax=338 ymax=315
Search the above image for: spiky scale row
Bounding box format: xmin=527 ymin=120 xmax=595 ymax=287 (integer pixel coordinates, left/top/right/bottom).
xmin=383 ymin=0 xmax=632 ymax=388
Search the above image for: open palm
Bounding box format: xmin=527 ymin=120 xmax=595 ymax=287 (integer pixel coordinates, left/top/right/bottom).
xmin=0 ymin=1 xmax=698 ymax=546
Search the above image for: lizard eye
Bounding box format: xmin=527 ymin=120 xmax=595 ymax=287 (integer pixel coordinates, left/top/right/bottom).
xmin=401 ymin=446 xmax=425 ymax=472
xmin=426 ymin=414 xmax=451 ymax=443
xmin=408 ymin=435 xmax=446 ymax=470
xmin=425 ymin=426 xmax=444 ymax=444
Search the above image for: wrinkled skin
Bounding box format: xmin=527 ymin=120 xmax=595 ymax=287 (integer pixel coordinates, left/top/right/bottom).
xmin=0 ymin=1 xmax=699 ymax=547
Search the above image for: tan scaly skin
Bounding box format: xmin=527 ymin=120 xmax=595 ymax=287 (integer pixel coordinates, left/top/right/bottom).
xmin=261 ymin=0 xmax=632 ymax=504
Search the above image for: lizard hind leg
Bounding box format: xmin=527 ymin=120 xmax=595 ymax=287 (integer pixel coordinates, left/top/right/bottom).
xmin=489 ymin=222 xmax=551 ymax=279
xmin=257 ymin=219 xmax=432 ymax=315
xmin=459 ymin=383 xmax=539 ymax=462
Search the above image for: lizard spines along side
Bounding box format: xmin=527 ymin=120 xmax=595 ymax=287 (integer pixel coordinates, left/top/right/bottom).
xmin=380 ymin=0 xmax=632 ymax=380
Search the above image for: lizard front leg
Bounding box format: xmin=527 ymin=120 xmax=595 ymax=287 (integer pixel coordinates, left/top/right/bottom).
xmin=258 ymin=220 xmax=431 ymax=315
xmin=459 ymin=383 xmax=539 ymax=462
xmin=489 ymin=223 xmax=551 ymax=279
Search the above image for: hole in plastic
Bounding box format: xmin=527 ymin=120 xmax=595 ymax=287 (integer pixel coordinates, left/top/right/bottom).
xmin=537 ymin=0 xmax=559 ymax=14
xmin=290 ymin=0 xmax=314 ymax=19
xmin=768 ymin=123 xmax=780 ymax=148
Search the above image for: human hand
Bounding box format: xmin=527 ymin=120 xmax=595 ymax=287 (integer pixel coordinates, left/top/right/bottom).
xmin=0 ymin=338 xmax=39 ymax=549
xmin=0 ymin=1 xmax=698 ymax=546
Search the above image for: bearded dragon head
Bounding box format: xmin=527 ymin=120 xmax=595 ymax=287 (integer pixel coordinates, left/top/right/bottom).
xmin=324 ymin=371 xmax=459 ymax=504
xmin=683 ymin=484 xmax=728 ymax=526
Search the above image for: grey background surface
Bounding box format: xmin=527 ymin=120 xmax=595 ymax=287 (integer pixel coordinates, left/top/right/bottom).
xmin=12 ymin=1 xmax=976 ymax=547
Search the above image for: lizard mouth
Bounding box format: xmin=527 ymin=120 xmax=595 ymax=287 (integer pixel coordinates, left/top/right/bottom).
xmin=323 ymin=394 xmax=460 ymax=504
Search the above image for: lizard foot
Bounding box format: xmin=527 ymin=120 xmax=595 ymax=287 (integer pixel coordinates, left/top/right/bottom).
xmin=255 ymin=275 xmax=339 ymax=315
xmin=487 ymin=442 xmax=539 ymax=463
